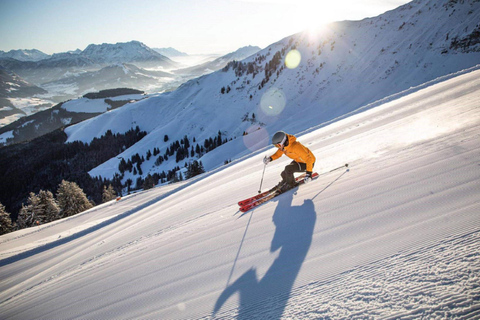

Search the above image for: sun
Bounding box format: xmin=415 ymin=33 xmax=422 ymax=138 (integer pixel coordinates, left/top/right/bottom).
xmin=294 ymin=0 xmax=337 ymax=34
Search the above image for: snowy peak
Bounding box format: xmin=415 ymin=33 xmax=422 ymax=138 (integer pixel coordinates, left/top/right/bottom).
xmin=81 ymin=41 xmax=177 ymax=68
xmin=0 ymin=49 xmax=50 ymax=62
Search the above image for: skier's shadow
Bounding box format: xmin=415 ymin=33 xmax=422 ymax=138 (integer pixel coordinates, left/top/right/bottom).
xmin=213 ymin=191 xmax=316 ymax=319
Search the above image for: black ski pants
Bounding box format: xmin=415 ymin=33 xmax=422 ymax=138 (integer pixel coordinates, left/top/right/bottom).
xmin=281 ymin=161 xmax=313 ymax=187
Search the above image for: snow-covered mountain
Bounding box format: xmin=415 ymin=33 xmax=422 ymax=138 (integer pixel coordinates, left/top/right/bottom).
xmin=81 ymin=40 xmax=177 ymax=69
xmin=0 ymin=41 xmax=178 ymax=85
xmin=0 ymin=49 xmax=50 ymax=62
xmin=65 ymin=0 xmax=480 ymax=189
xmin=1 ymin=66 xmax=478 ymax=319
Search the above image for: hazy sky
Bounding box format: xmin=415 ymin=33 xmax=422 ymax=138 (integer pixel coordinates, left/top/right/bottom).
xmin=0 ymin=0 xmax=409 ymax=55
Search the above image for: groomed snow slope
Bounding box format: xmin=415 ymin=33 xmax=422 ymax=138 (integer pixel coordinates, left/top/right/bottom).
xmin=1 ymin=69 xmax=479 ymax=319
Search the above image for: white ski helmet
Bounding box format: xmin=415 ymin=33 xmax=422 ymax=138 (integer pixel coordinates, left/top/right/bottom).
xmin=272 ymin=131 xmax=287 ymax=147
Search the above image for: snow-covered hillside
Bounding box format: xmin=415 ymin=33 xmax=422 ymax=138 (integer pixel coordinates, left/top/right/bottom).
xmin=0 ymin=66 xmax=479 ymax=319
xmin=64 ymin=0 xmax=480 ymax=189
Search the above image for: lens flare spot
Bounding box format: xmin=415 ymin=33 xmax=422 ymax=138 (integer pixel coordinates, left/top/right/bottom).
xmin=285 ymin=49 xmax=301 ymax=69
xmin=243 ymin=126 xmax=269 ymax=152
xmin=260 ymin=87 xmax=286 ymax=116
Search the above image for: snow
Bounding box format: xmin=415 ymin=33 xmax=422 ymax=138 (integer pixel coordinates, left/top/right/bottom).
xmin=0 ymin=95 xmax=53 ymax=127
xmin=61 ymin=98 xmax=112 ymax=113
xmin=6 ymin=97 xmax=53 ymax=116
xmin=0 ymin=114 xmax=25 ymax=128
xmin=108 ymin=94 xmax=145 ymax=101
xmin=1 ymin=69 xmax=479 ymax=319
xmin=0 ymin=130 xmax=14 ymax=144
xmin=60 ymin=95 xmax=146 ymax=113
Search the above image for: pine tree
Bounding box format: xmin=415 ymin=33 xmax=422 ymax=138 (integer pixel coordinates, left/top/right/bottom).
xmin=57 ymin=180 xmax=93 ymax=218
xmin=185 ymin=160 xmax=206 ymax=179
xmin=217 ymin=131 xmax=223 ymax=147
xmin=38 ymin=189 xmax=61 ymax=222
xmin=118 ymin=158 xmax=127 ymax=173
xmin=143 ymin=174 xmax=155 ymax=190
xmin=102 ymin=184 xmax=117 ymax=203
xmin=0 ymin=202 xmax=15 ymax=235
xmin=17 ymin=190 xmax=60 ymax=228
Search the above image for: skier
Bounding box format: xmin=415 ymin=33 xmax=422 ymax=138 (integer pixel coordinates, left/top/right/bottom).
xmin=263 ymin=131 xmax=316 ymax=193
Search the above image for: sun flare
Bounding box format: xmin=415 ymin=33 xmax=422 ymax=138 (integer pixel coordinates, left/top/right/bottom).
xmin=293 ymin=0 xmax=339 ymax=35
xmin=285 ymin=49 xmax=301 ymax=69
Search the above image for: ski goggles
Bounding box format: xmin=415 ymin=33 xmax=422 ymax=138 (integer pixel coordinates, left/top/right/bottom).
xmin=273 ymin=135 xmax=287 ymax=148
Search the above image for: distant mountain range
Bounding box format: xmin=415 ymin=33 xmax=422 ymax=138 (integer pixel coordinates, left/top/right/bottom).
xmin=0 ymin=41 xmax=177 ymax=84
xmin=0 ymin=41 xmax=261 ymax=127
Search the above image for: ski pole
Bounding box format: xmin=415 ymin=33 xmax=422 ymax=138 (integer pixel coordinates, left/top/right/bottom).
xmin=258 ymin=160 xmax=267 ymax=193
xmin=316 ymin=163 xmax=349 ymax=179
xmin=328 ymin=163 xmax=348 ymax=173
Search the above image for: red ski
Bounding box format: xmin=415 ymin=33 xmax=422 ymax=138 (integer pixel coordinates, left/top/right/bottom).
xmin=238 ymin=188 xmax=275 ymax=207
xmin=238 ymin=172 xmax=319 ymax=212
xmin=238 ymin=172 xmax=318 ymax=207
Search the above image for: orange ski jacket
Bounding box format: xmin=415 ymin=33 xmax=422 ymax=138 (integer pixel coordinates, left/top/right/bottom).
xmin=270 ymin=134 xmax=316 ymax=172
